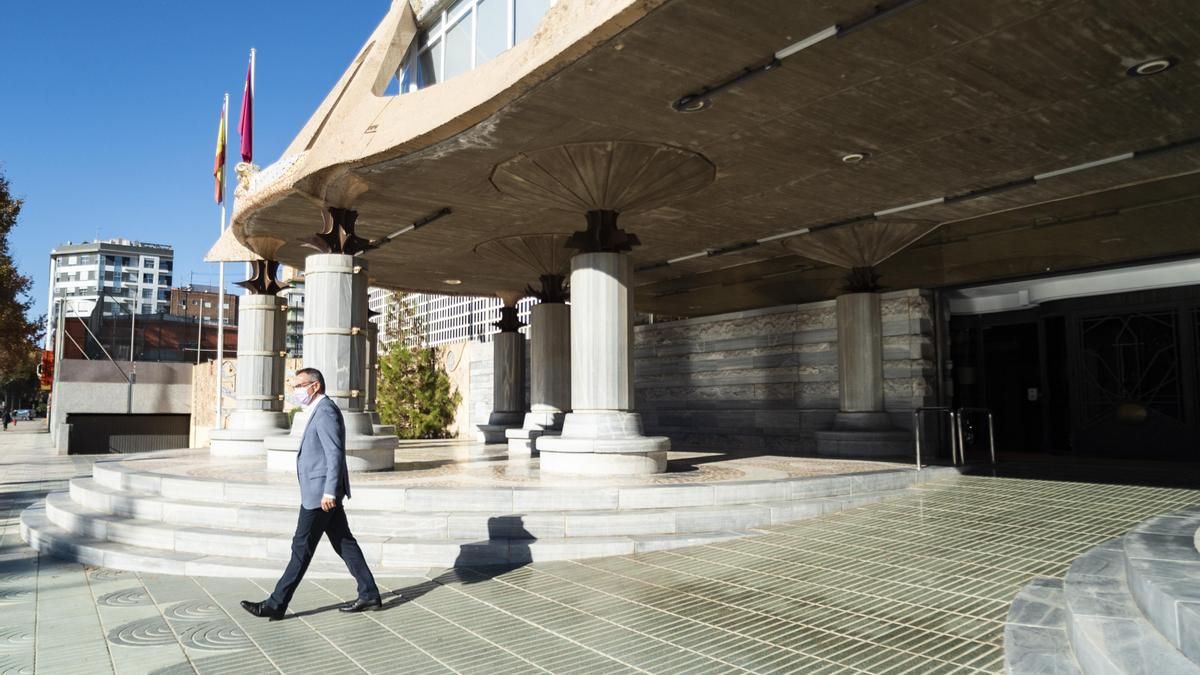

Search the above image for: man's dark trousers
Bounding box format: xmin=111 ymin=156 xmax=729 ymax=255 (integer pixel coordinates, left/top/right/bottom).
xmin=266 ymin=504 xmax=380 ymax=611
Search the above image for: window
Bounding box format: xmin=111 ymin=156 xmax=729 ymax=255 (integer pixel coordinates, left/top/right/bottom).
xmin=160 ymin=275 xmax=172 ymax=286
xmin=515 ymin=0 xmax=551 ymax=42
xmin=67 ymin=256 xmax=77 ymax=265
xmin=204 ymin=301 xmax=212 ymax=309
xmin=87 ymin=271 xmax=96 ymax=280
xmin=142 ymin=289 xmax=153 ymax=299
xmin=192 ymin=300 xmax=200 ymax=306
xmin=399 ymin=0 xmax=554 ymax=93
xmin=143 ymin=273 xmax=154 ymax=284
xmin=120 ymin=256 xmax=131 ymax=266
xmin=144 ymin=258 xmax=155 ymax=268
xmin=178 ymin=301 xmax=186 ymax=308
xmin=160 ymin=260 xmax=173 ymax=271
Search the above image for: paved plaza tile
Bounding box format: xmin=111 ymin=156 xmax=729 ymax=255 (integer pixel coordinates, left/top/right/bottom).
xmin=2 ymin=426 xmax=1198 ymax=673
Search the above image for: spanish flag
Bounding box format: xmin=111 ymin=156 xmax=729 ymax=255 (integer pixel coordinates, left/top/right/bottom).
xmin=213 ymin=103 xmax=227 ymax=204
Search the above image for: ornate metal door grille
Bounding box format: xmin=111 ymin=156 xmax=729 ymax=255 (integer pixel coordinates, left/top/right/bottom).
xmin=1078 ymin=311 xmax=1182 ymax=427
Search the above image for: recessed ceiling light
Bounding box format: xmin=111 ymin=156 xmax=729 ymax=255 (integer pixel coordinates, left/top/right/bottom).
xmin=841 ymin=152 xmax=868 ymax=164
xmin=673 ymin=95 xmax=712 ymax=113
xmin=442 ymin=279 xmax=462 ymax=285
xmin=1127 ymin=57 xmax=1176 ymax=77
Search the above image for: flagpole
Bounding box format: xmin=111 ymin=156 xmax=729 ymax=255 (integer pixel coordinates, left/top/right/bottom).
xmin=216 ymin=93 xmax=229 ymax=431
xmin=245 ymin=48 xmax=256 ymax=293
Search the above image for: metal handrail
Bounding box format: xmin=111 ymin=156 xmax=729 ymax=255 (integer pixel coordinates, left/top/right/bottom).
xmin=955 ymin=407 xmax=997 ymax=465
xmin=912 ymin=406 xmax=959 ymax=470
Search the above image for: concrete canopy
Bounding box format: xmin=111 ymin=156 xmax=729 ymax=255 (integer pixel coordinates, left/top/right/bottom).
xmin=231 ymin=0 xmax=1200 ymax=316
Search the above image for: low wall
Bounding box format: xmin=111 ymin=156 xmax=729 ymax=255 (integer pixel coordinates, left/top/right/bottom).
xmin=468 ymin=340 xmax=531 ymax=440
xmin=634 ymin=289 xmax=936 ymax=453
xmin=50 ymin=360 xmax=194 ymax=454
xmin=460 ymin=290 xmax=937 ymax=453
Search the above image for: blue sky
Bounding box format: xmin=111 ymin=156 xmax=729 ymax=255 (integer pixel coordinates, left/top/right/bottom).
xmin=0 ymin=1 xmax=388 ymax=325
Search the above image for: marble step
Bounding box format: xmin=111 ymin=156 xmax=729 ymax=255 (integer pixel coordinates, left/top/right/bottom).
xmin=36 ymin=494 xmax=757 ymax=568
xmin=1062 ymin=540 xmax=1199 ymax=674
xmin=20 ymin=502 xmax=435 ymax=580
xmin=91 ymin=459 xmax=952 ymax=512
xmin=67 ymin=476 xmax=908 ymax=539
xmin=1004 ymin=578 xmax=1082 ymax=675
xmin=1121 ymin=509 xmax=1200 ymax=665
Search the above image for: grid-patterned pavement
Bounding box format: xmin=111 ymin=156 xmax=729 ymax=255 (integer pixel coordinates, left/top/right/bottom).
xmin=2 ymin=427 xmax=1198 ymax=674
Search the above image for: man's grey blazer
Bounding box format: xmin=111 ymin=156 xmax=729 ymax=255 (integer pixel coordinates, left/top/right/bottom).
xmin=296 ymin=397 xmax=352 ymax=510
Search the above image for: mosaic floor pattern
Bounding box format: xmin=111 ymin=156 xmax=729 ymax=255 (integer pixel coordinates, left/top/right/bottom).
xmin=2 ymin=427 xmax=1198 ymax=673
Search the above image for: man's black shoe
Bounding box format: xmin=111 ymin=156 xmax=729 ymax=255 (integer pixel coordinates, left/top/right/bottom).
xmin=338 ymin=597 xmax=383 ymax=613
xmin=240 ymin=600 xmax=286 ymax=621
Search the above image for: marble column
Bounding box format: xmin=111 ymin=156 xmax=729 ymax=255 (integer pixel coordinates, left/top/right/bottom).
xmin=364 ymin=321 xmax=379 ymax=415
xmin=814 ymin=291 xmax=910 ymax=456
xmin=264 ymin=253 xmax=396 ymax=471
xmin=507 ymin=301 xmax=570 ymax=455
xmin=209 ymin=293 xmax=289 ymax=456
xmin=837 ymin=293 xmax=885 ymax=415
xmin=478 ymin=302 xmax=526 ymax=444
xmin=538 ymin=252 xmax=668 ymax=474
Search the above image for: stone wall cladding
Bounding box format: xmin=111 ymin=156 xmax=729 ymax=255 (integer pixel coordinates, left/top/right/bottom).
xmin=468 ymin=340 xmax=531 ymax=438
xmin=462 ymin=291 xmax=936 ymax=451
xmin=634 ymin=289 xmax=936 ymax=453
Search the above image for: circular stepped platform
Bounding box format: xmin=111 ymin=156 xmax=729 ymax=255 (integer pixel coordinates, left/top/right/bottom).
xmin=1005 ymin=507 xmax=1200 ymax=674
xmin=22 ymin=450 xmax=956 ymax=577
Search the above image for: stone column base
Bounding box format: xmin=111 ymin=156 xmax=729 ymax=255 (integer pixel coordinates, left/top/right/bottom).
xmin=364 ymin=411 xmax=395 ymax=436
xmin=505 ymin=410 xmax=566 ymax=456
xmin=831 ymin=411 xmax=895 ymax=431
xmin=815 ymin=410 xmax=912 ymax=458
xmin=813 ymin=429 xmax=912 ymax=458
xmin=536 ymin=411 xmax=669 ymax=475
xmin=209 ymin=411 xmax=290 ymax=458
xmin=263 ymin=411 xmax=396 ymax=472
xmin=478 ymin=411 xmax=524 ymax=444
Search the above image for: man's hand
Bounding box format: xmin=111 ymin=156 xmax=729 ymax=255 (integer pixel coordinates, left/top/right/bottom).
xmin=321 ymin=495 xmax=336 ymax=511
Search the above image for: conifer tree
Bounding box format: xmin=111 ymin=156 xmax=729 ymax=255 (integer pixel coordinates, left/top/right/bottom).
xmin=375 ymin=291 xmax=461 ymax=439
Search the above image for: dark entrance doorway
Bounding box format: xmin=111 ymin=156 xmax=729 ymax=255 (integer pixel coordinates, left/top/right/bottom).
xmin=950 ymin=284 xmax=1200 ymax=462
xmin=981 ymin=322 xmax=1043 ymax=455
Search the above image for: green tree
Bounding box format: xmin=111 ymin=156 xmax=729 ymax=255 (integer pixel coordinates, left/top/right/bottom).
xmin=0 ymin=170 xmax=43 ymax=384
xmin=375 ymin=291 xmax=461 ymax=439
xmin=1 ymin=349 xmax=40 ymax=411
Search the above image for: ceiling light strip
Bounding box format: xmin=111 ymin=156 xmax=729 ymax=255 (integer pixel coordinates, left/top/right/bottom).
xmin=756 ymin=227 xmax=811 ymax=244
xmin=874 ymin=197 xmax=945 ymax=217
xmin=638 ymin=136 xmax=1199 ymax=274
xmin=707 ymin=241 xmax=760 ymax=256
xmin=943 ymin=177 xmax=1037 ymax=204
xmin=667 ymin=251 xmax=709 ymax=264
xmin=373 ymin=207 xmax=453 ymax=246
xmin=774 ymin=26 xmax=838 ymax=60
xmin=1033 ymin=153 xmax=1133 ymax=181
xmin=673 ymin=1 xmax=927 ymax=112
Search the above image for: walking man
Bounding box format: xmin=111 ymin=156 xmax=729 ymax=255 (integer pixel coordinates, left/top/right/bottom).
xmin=241 ymin=367 xmax=382 ymax=620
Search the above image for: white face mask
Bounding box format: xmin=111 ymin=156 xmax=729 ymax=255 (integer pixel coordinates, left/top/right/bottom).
xmin=289 ymin=383 xmax=316 ymax=407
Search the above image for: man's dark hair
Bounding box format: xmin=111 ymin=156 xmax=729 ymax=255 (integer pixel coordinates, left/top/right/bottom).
xmin=296 ymin=367 xmax=325 ymax=393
